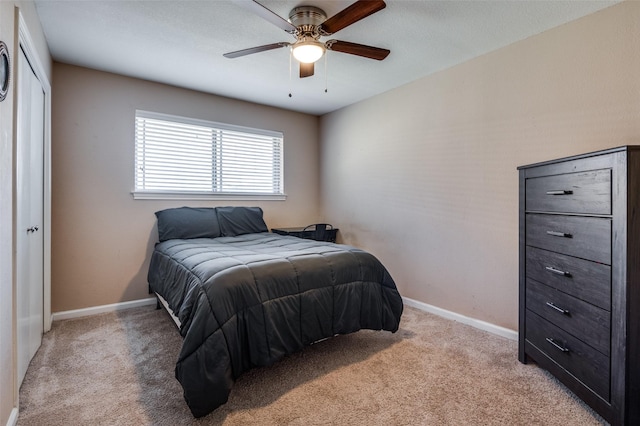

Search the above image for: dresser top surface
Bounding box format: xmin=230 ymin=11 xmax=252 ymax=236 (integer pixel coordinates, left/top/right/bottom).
xmin=517 ymin=145 xmax=640 ymax=170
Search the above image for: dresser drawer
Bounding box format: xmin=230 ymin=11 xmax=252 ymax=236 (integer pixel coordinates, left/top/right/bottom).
xmin=526 ymin=310 xmax=610 ymax=400
xmin=526 ymin=169 xmax=611 ymax=215
xmin=525 ymin=246 xmax=611 ymax=310
xmin=526 ymin=214 xmax=611 ymax=264
xmin=526 ymin=278 xmax=610 ymax=356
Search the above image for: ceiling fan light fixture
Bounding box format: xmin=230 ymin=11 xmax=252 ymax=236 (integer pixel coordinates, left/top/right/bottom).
xmin=292 ymin=40 xmax=325 ymax=64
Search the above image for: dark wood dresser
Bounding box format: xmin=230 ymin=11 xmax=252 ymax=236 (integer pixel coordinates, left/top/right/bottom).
xmin=518 ymin=146 xmax=640 ymax=425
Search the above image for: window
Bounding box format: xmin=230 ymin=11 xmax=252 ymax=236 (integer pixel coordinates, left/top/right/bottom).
xmin=133 ymin=111 xmax=284 ymax=200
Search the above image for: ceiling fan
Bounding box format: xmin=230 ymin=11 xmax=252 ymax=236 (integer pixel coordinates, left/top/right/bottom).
xmin=224 ymin=0 xmax=390 ymax=78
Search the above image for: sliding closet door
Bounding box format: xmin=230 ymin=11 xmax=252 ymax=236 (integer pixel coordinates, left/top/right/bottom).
xmin=16 ymin=46 xmax=45 ymax=387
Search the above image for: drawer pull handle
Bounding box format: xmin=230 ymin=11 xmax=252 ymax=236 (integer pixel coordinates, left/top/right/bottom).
xmin=546 ymin=301 xmax=570 ymax=315
xmin=546 ymin=230 xmax=572 ymax=238
xmin=545 ymin=337 xmax=570 ymax=353
xmin=546 ymin=190 xmax=573 ymax=195
xmin=545 ymin=266 xmax=571 ymax=277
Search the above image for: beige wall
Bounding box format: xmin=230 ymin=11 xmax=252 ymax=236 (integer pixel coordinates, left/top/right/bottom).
xmin=51 ymin=63 xmax=320 ymax=313
xmin=319 ymin=1 xmax=640 ymax=331
xmin=0 ymin=2 xmax=51 ymax=425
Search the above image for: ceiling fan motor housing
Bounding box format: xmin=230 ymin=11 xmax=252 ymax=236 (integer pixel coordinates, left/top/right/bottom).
xmin=288 ymin=6 xmax=327 ymax=28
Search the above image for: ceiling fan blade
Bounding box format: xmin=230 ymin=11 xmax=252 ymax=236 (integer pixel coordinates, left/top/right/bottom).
xmin=300 ymin=62 xmax=314 ymax=78
xmin=327 ymin=40 xmax=390 ymax=60
xmin=223 ymin=42 xmax=289 ymax=59
xmin=319 ymin=0 xmax=386 ymax=35
xmin=232 ymin=0 xmax=297 ymax=33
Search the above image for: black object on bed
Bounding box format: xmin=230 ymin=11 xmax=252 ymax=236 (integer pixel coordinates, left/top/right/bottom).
xmin=148 ymin=207 xmax=403 ymax=417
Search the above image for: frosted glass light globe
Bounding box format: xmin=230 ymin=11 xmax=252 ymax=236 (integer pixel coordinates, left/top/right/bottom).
xmin=292 ymin=41 xmax=325 ymax=64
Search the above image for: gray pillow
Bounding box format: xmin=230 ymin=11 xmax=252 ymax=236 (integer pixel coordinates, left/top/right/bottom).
xmin=155 ymin=207 xmax=221 ymax=242
xmin=216 ymin=206 xmax=268 ymax=237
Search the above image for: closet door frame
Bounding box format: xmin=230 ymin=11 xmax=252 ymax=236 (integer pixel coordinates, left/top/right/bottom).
xmin=16 ymin=11 xmax=51 ymax=335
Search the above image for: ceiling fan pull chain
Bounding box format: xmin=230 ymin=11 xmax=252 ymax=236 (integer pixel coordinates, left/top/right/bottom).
xmin=288 ymin=48 xmax=293 ymax=98
xmin=324 ymin=52 xmax=328 ymax=93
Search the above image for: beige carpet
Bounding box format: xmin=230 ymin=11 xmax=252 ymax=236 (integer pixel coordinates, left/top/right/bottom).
xmin=18 ymin=305 xmax=606 ymax=425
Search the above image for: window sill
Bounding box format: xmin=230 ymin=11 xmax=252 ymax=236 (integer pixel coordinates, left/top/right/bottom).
xmin=131 ymin=191 xmax=287 ymax=201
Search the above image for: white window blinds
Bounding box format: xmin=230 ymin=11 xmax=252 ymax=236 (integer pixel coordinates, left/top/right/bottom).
xmin=134 ymin=111 xmax=284 ymax=198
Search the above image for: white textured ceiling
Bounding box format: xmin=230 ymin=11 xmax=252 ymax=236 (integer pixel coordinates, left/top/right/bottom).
xmin=34 ymin=0 xmax=620 ymax=116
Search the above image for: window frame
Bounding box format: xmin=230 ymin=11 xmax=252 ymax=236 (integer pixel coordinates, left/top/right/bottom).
xmin=132 ymin=110 xmax=286 ymax=200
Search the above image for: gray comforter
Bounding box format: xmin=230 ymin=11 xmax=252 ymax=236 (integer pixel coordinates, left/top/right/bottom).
xmin=148 ymin=232 xmax=403 ymax=417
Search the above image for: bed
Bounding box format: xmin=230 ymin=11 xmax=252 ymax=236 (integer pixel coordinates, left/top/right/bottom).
xmin=147 ymin=206 xmax=403 ymax=417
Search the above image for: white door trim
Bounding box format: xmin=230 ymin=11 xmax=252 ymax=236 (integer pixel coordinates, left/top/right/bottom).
xmin=18 ymin=12 xmax=51 ymax=333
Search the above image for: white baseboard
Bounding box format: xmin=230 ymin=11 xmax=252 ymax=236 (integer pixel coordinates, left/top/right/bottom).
xmin=49 ymin=296 xmax=517 ymax=341
xmin=6 ymin=407 xmax=18 ymax=426
xmin=402 ymin=297 xmax=518 ymax=341
xmin=51 ymin=297 xmax=157 ymax=322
